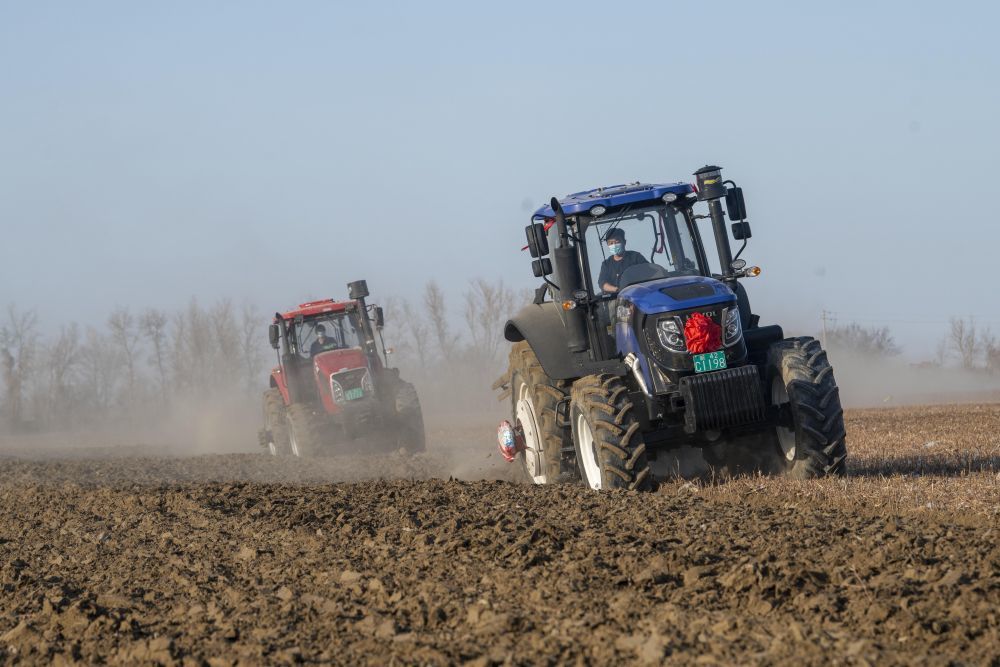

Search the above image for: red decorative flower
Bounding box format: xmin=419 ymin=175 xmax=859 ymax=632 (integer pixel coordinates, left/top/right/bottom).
xmin=684 ymin=312 xmax=722 ymax=354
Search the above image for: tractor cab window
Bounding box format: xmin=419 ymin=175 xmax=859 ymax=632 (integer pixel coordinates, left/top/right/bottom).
xmin=584 ymin=205 xmax=703 ymax=295
xmin=295 ymin=313 xmax=362 ymax=358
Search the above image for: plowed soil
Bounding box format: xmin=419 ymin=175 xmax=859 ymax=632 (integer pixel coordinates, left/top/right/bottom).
xmin=1 ymin=404 xmax=998 ymax=665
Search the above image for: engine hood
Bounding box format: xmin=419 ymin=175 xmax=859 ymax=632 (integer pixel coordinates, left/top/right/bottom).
xmin=313 ymin=347 xmax=368 ymax=377
xmin=619 ymin=275 xmax=736 ymax=315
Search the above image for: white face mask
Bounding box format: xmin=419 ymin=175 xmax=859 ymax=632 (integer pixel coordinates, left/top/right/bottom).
xmin=608 ymin=242 xmax=623 ymax=256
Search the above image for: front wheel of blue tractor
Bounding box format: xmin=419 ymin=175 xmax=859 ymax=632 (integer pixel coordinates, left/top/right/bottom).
xmin=766 ymin=336 xmax=848 ymax=478
xmin=569 ymin=374 xmax=652 ymax=491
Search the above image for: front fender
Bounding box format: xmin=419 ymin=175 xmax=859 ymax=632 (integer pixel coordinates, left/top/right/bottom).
xmin=269 ymin=369 xmax=290 ymax=405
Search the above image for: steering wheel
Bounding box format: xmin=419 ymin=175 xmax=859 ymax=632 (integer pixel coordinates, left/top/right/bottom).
xmin=619 ymin=263 xmax=672 ymax=289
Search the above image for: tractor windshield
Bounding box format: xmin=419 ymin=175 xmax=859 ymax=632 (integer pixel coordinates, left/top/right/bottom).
xmin=583 ymin=204 xmax=704 ymax=295
xmin=295 ymin=313 xmax=362 ymax=358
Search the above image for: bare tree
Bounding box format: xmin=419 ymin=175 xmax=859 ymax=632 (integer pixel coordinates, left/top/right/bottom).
xmin=140 ymin=308 xmax=169 ymax=401
xmin=949 ymin=317 xmax=980 ymax=370
xmin=42 ymin=323 xmax=80 ymax=423
xmin=400 ymin=300 xmax=430 ymax=368
xmin=211 ymin=299 xmax=241 ymax=389
xmin=826 ymin=323 xmax=901 ymax=357
xmin=239 ymin=303 xmax=266 ymax=393
xmin=0 ymin=305 xmax=38 ymax=429
xmin=108 ymin=307 xmax=141 ymax=399
xmin=424 ymin=281 xmax=456 ymax=360
xmin=933 ymin=336 xmax=949 ymax=367
xmin=983 ymin=330 xmax=1000 ymax=375
xmin=463 ymin=279 xmax=515 ymax=367
xmin=172 ymin=298 xmax=215 ymax=394
xmin=79 ymin=328 xmax=122 ymax=413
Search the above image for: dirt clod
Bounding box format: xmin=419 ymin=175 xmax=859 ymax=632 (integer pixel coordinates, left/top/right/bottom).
xmin=0 ymin=404 xmax=998 ymax=664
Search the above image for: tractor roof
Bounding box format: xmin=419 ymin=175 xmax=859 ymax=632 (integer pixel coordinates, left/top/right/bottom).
xmin=277 ymin=299 xmax=355 ymax=322
xmin=532 ymin=181 xmax=694 ymax=220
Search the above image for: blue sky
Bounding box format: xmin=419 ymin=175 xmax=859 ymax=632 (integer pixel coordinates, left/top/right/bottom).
xmin=1 ymin=1 xmax=998 ymax=357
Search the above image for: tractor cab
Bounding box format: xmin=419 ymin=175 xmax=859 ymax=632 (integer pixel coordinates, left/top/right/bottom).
xmin=531 ymin=182 xmax=709 ymax=297
xmin=267 ymin=280 xmax=388 ymax=413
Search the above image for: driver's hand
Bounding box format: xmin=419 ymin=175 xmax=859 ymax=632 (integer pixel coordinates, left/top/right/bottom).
xmin=602 ymin=282 xmax=618 ymax=294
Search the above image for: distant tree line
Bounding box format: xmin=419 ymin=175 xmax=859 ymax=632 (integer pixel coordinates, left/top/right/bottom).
xmin=0 ymin=278 xmax=530 ymax=433
xmin=383 ymin=279 xmax=531 ymax=414
xmin=823 ymin=317 xmax=1000 ymax=373
xmin=0 ymin=300 xmax=267 ymax=433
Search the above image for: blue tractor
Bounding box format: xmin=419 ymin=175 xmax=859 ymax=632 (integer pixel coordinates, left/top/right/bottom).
xmin=496 ymin=165 xmax=847 ymax=490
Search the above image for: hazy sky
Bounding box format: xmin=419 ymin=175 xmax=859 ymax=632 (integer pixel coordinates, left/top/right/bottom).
xmin=2 ymin=1 xmax=998 ymax=358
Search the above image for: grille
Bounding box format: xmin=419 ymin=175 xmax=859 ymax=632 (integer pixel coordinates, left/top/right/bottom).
xmin=678 ymin=365 xmax=766 ymax=433
xmin=332 ymin=368 xmax=368 ymax=392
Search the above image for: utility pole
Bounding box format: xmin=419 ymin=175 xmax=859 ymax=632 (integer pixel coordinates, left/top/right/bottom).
xmin=821 ymin=309 xmax=829 ymax=349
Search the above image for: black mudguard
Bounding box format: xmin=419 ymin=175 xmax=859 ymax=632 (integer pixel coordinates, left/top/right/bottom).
xmin=504 ymin=302 xmax=627 ymax=381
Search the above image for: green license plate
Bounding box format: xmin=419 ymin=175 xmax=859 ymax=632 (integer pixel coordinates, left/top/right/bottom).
xmin=693 ymin=351 xmax=727 ymax=373
xmin=344 ymin=388 xmax=364 ymax=401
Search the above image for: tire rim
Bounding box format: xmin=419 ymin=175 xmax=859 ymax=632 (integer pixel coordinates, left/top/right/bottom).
xmin=265 ymin=411 xmax=279 ymax=456
xmin=287 ymin=421 xmax=302 ymax=458
xmin=575 ymin=411 xmax=602 ymax=490
xmin=771 ymin=377 xmax=796 ymax=461
xmin=515 ymin=380 xmax=547 ymax=484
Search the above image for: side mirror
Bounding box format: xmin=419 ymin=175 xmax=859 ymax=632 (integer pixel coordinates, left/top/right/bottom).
xmin=731 ymin=221 xmax=752 ymax=240
xmin=268 ymin=324 xmax=280 ymax=349
xmin=374 ymin=306 xmax=385 ymax=329
xmin=725 ymin=186 xmax=747 ymax=221
xmin=525 ymin=223 xmax=550 ymax=258
xmin=531 ymin=258 xmax=553 ymax=277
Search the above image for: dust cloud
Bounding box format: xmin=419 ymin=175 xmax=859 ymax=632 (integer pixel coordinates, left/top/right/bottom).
xmin=828 ymin=350 xmax=1000 ymax=408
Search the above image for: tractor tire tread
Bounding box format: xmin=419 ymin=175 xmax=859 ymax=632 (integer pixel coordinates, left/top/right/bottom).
xmin=767 ymin=337 xmax=848 ymax=479
xmin=505 ymin=341 xmax=577 ymax=483
xmin=570 ymin=374 xmax=652 ymax=491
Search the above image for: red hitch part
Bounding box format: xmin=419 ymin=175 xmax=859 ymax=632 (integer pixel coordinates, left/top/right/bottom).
xmin=497 ymin=419 xmax=525 ymax=463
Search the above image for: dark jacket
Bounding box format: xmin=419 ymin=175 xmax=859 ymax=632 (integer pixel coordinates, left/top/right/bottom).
xmin=598 ymin=250 xmax=649 ymax=291
xmin=309 ymin=339 xmax=340 ymax=356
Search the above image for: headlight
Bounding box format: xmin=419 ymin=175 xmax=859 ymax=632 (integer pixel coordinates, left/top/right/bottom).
xmin=724 ymin=308 xmax=742 ymax=344
xmin=656 ymin=318 xmax=686 ymax=351
xmin=361 ymin=370 xmax=374 ymax=393
xmin=330 ymin=377 xmax=345 ymax=404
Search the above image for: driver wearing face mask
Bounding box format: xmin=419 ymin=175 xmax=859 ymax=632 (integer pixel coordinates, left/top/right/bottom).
xmin=598 ymin=227 xmax=648 ymax=294
xmin=309 ymin=324 xmax=341 ymax=356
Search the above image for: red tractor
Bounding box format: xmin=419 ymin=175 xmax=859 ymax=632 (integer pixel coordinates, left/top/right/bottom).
xmin=258 ymin=280 xmax=425 ymax=457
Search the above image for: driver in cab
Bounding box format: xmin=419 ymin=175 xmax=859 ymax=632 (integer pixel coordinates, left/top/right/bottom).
xmin=598 ymin=228 xmax=648 ymax=294
xmin=309 ymin=324 xmax=341 ymax=356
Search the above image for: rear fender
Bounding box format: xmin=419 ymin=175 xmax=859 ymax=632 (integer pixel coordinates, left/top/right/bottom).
xmin=504 ymin=302 xmax=627 ymax=381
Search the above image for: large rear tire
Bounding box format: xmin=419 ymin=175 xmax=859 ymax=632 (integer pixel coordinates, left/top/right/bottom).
xmin=767 ymin=336 xmax=848 ymax=478
xmin=569 ymin=374 xmax=652 ymax=491
xmin=285 ymin=404 xmax=325 ymax=458
xmin=262 ymin=388 xmax=292 ymax=456
xmin=394 ymin=380 xmax=426 ymax=454
xmin=506 ymin=341 xmax=575 ymax=484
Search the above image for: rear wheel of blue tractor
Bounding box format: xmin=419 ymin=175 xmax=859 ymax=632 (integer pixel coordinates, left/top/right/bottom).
xmin=508 ymin=342 xmax=575 ymax=484
xmin=569 ymin=374 xmax=652 ymax=491
xmin=767 ymin=336 xmax=848 ymax=478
